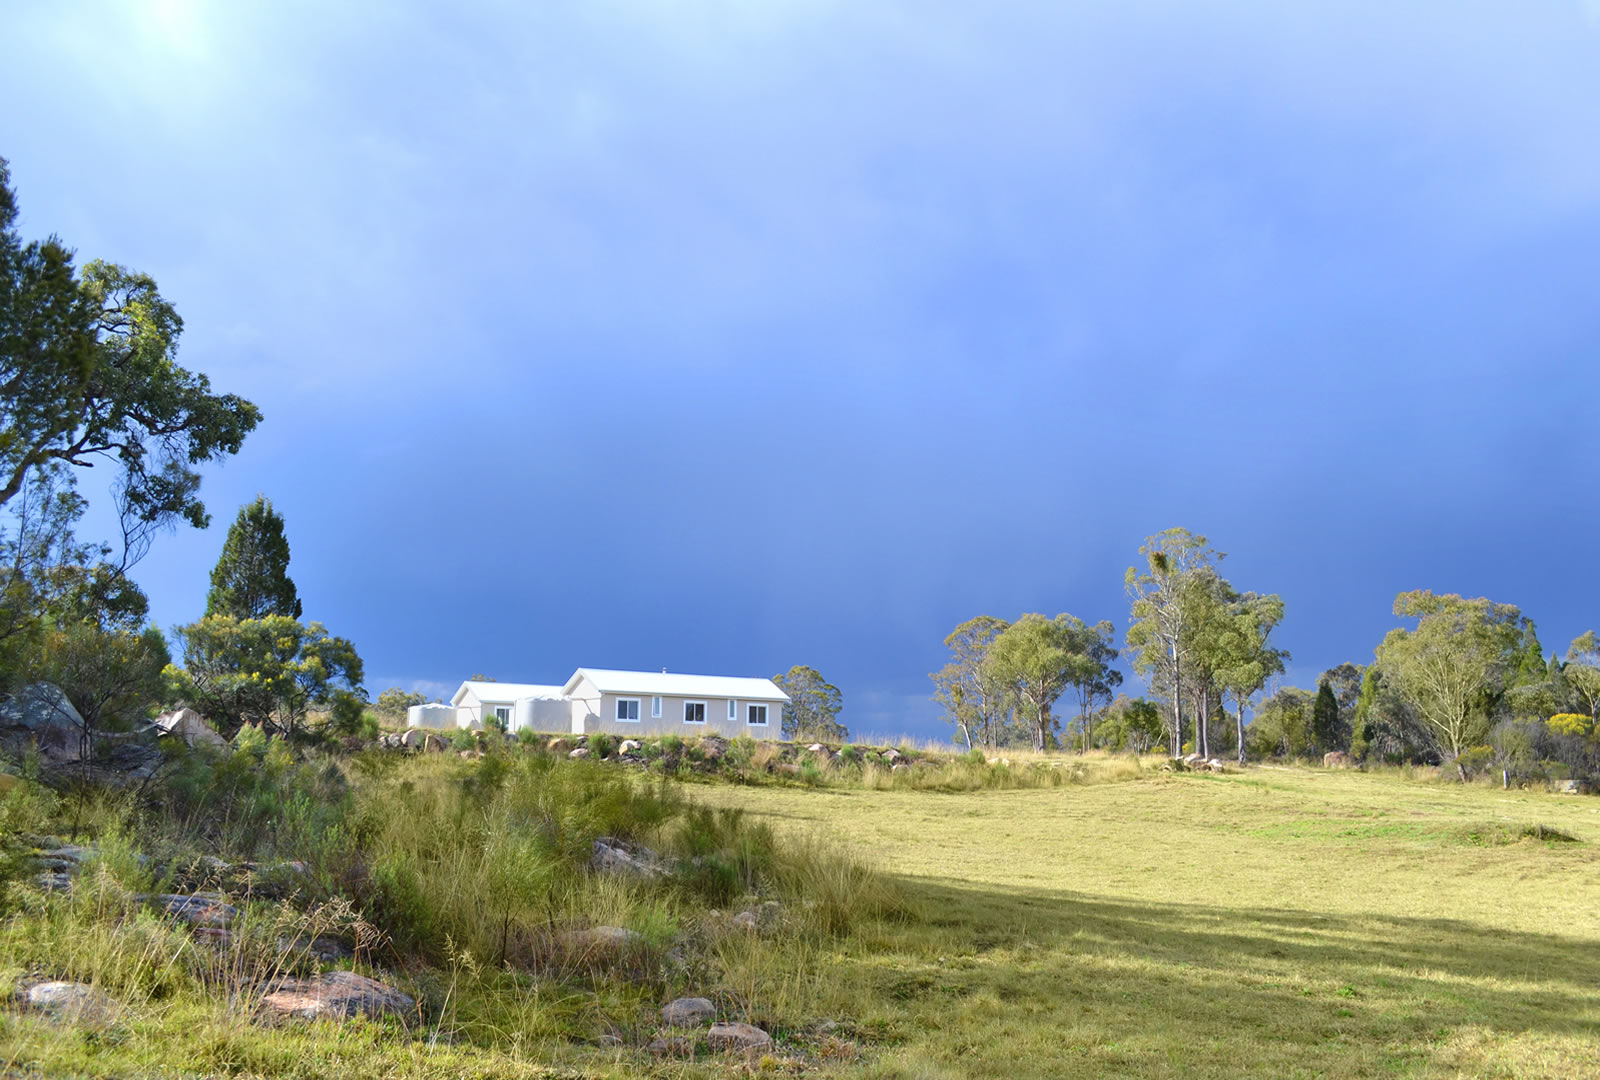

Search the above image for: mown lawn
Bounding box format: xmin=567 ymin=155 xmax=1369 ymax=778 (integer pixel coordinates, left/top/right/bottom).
xmin=698 ymin=766 xmax=1600 ymax=1079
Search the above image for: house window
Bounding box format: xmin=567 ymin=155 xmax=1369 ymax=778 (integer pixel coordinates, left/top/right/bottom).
xmin=616 ymin=698 xmax=641 ymax=722
xmin=683 ymin=701 xmax=706 ymax=725
xmin=747 ymin=704 xmax=768 ymax=727
xmin=727 ymin=699 xmax=737 ymax=721
xmin=492 ymin=705 xmax=512 ymax=728
xmin=651 ymin=696 xmax=662 ymax=718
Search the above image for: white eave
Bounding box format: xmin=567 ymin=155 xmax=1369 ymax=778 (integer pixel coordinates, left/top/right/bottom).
xmin=559 ymin=668 xmax=790 ymax=702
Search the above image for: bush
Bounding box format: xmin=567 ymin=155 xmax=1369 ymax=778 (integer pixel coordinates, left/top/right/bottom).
xmin=590 ymin=733 xmax=615 ymax=759
xmin=450 ymin=728 xmax=476 ymax=752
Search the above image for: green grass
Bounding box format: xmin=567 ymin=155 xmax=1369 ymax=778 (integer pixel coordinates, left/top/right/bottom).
xmin=3 ymin=755 xmax=1598 ymax=1077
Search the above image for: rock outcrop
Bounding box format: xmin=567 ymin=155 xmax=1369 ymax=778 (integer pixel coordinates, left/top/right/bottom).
xmin=258 ymin=970 xmax=414 ymax=1022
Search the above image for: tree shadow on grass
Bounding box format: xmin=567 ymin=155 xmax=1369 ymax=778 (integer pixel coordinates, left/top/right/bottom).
xmin=869 ymin=875 xmax=1600 ymax=1057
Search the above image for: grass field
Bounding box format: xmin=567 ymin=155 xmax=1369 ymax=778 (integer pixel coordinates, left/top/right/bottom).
xmin=695 ymin=765 xmax=1600 ymax=1079
xmin=4 ymin=759 xmax=1598 ymax=1078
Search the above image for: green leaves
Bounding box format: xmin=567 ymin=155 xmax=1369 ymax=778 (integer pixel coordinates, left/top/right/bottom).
xmin=169 ymin=615 xmax=364 ymax=739
xmin=775 ymin=664 xmax=846 ymax=741
xmin=205 ymin=496 xmax=302 ymax=620
xmin=0 ymin=160 xmax=260 ymax=529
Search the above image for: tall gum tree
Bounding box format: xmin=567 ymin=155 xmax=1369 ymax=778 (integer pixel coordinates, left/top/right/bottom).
xmin=1125 ymin=528 xmax=1224 ymax=757
xmin=1214 ymin=591 xmax=1287 ymax=764
xmin=930 ymin=615 xmax=1012 ymax=749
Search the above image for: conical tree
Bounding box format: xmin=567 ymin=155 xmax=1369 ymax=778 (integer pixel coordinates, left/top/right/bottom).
xmin=205 ymin=496 xmax=302 ymax=620
xmin=1311 ymin=680 xmax=1342 ymax=753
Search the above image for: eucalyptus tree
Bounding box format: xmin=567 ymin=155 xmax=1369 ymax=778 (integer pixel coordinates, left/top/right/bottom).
xmin=987 ymin=613 xmax=1083 ymax=752
xmin=1566 ymin=631 xmax=1600 ymax=720
xmin=1125 ymin=528 xmax=1225 ymax=756
xmin=775 ymin=665 xmax=847 ymax=741
xmin=930 ymin=615 xmax=1013 ymax=749
xmin=1064 ymin=619 xmax=1121 ymax=754
xmin=0 ymin=158 xmax=260 ymax=521
xmin=1374 ymin=591 xmax=1524 ymax=773
xmin=1214 ymin=591 xmax=1287 ymax=764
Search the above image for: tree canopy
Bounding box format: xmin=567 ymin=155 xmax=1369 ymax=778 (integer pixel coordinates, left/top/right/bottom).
xmin=775 ymin=664 xmax=846 ymax=741
xmin=0 ymin=157 xmax=260 ymax=530
xmin=206 ymin=496 xmax=302 ymax=620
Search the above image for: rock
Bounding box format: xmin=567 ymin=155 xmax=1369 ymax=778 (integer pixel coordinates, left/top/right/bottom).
xmin=258 ymin=970 xmax=415 ymax=1022
xmin=548 ymin=738 xmax=569 ymax=753
xmin=25 ymin=981 xmax=116 ymax=1025
xmin=619 ymin=739 xmax=641 ymax=754
xmin=40 ymin=844 xmax=96 ymax=866
xmin=151 ymin=893 xmax=237 ymax=928
xmin=1323 ymin=751 xmax=1352 ymax=769
xmin=661 ymin=996 xmax=717 ymax=1027
xmin=563 ymin=926 xmax=644 ymax=951
xmin=569 ymin=747 xmax=591 ymax=759
xmin=647 ymin=1036 xmax=692 ymax=1057
xmin=881 ymin=748 xmax=902 ymax=764
xmin=424 ymin=733 xmax=446 ymax=752
xmin=400 ymin=728 xmax=427 ymax=749
xmin=706 ymin=1020 xmax=773 ymax=1054
xmin=151 ymin=708 xmax=227 ymax=751
xmin=34 ymin=871 xmax=73 ymax=892
xmin=193 ymin=927 xmax=233 ymax=948
xmin=890 ymin=762 xmax=909 ymax=772
xmin=0 ymin=684 xmax=84 ymax=765
xmin=699 ymin=736 xmax=728 ymax=761
xmin=592 ymin=837 xmax=667 ymax=878
xmin=730 ymin=911 xmax=759 ymax=932
xmin=1557 ymin=779 xmax=1580 ymax=794
xmin=278 ymin=934 xmax=352 ymax=962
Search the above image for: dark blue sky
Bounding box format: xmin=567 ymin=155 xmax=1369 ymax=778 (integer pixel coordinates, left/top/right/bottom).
xmin=6 ymin=2 xmax=1599 ymax=739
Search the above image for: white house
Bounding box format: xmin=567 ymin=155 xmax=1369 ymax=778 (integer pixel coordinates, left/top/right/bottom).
xmin=413 ymin=668 xmax=789 ymax=739
xmin=562 ymin=668 xmax=788 ymax=739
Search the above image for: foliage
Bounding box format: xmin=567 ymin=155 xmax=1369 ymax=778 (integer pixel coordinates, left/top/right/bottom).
xmin=929 ymin=615 xmax=1014 ymax=749
xmin=1375 ymin=591 xmax=1524 ymax=763
xmin=375 ymin=686 xmax=429 ymax=717
xmin=986 ymin=613 xmax=1082 ymax=752
xmin=1247 ymin=687 xmax=1315 ymax=759
xmin=1311 ymin=681 xmax=1343 ymax=753
xmin=1125 ymin=528 xmax=1226 ymax=756
xmin=167 ymin=615 xmax=364 ymax=739
xmin=1566 ymin=631 xmax=1600 ymax=719
xmin=774 ymin=664 xmax=847 ymax=741
xmin=0 ymin=157 xmax=260 ymax=525
xmin=205 ymin=495 xmax=302 ymax=620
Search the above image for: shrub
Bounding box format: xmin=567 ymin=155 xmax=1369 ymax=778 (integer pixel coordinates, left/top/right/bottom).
xmin=450 ymin=728 xmax=476 ymax=751
xmin=590 ymin=733 xmax=616 ymax=759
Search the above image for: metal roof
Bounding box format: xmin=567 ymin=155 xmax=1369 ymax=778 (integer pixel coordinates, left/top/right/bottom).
xmin=560 ymin=668 xmax=790 ymax=702
xmin=450 ymin=681 xmax=566 ymax=706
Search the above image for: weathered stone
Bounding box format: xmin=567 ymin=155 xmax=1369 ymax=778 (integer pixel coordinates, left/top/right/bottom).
xmin=34 ymin=871 xmax=73 ymax=892
xmin=193 ymin=927 xmax=233 ymax=948
xmin=1557 ymin=779 xmax=1580 ymax=794
xmin=563 ymin=925 xmax=644 ymax=951
xmin=647 ymin=1036 xmax=692 ymax=1057
xmin=569 ymin=746 xmax=591 ymax=759
xmin=278 ymin=934 xmax=353 ymax=962
xmin=151 ymin=893 xmax=237 ymax=928
xmin=424 ymin=733 xmax=446 ymax=752
xmin=0 ymin=684 xmax=85 ymax=765
xmin=259 ymin=970 xmax=415 ymax=1022
xmin=699 ymin=736 xmax=728 ymax=761
xmin=881 ymin=747 xmax=902 ymax=763
xmin=661 ymin=996 xmax=717 ymax=1027
xmin=400 ymin=728 xmax=428 ymax=749
xmin=706 ymin=1020 xmax=772 ymax=1053
xmin=152 ymin=708 xmax=227 ymax=750
xmin=547 ymin=738 xmax=569 ymax=754
xmin=26 ymin=981 xmax=115 ymax=1025
xmin=618 ymin=739 xmax=641 ymax=754
xmin=1323 ymin=751 xmax=1352 ymax=769
xmin=730 ymin=911 xmax=759 ymax=931
xmin=591 ymin=837 xmax=667 ymax=878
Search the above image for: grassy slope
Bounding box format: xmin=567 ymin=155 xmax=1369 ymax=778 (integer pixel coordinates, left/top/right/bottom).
xmin=697 ymin=766 xmax=1600 ymax=1079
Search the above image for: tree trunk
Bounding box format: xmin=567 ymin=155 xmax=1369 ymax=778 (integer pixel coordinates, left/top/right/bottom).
xmin=1236 ymin=700 xmax=1247 ymax=764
